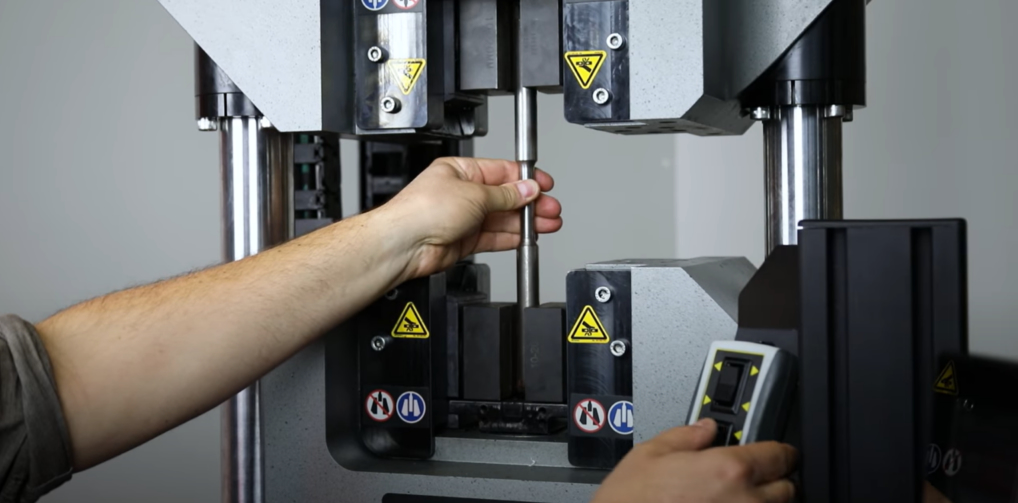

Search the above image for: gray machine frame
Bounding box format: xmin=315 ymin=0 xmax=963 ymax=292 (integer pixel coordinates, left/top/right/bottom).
xmin=262 ymin=258 xmax=752 ymax=502
xmin=155 ymin=0 xmax=855 ymax=501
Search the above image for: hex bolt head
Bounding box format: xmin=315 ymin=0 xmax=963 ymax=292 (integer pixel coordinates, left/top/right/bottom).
xmin=824 ymin=105 xmax=847 ymax=119
xmin=371 ymin=336 xmax=387 ymax=352
xmin=197 ymin=117 xmax=218 ymax=132
xmin=381 ymin=97 xmax=401 ymax=114
xmin=749 ymin=107 xmax=772 ymax=121
xmin=610 ymin=340 xmax=628 ymax=357
xmin=595 ymin=287 xmax=612 ymax=303
xmin=606 ymin=33 xmax=626 ymax=50
xmin=367 ymin=46 xmax=386 ymax=63
xmin=592 ymin=88 xmax=612 ymax=106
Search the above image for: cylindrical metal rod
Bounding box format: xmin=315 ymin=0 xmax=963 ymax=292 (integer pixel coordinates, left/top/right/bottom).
xmin=219 ymin=117 xmax=293 ymax=503
xmin=763 ymin=105 xmax=844 ymax=254
xmin=514 ymin=1 xmax=539 ymax=396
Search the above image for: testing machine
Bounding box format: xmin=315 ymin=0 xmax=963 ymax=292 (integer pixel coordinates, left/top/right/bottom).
xmin=159 ymin=0 xmax=1015 ymax=502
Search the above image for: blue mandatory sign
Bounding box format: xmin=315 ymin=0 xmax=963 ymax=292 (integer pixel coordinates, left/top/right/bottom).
xmin=396 ymin=391 xmax=427 ymax=424
xmin=609 ymin=400 xmax=634 ymax=435
xmin=361 ymin=0 xmax=388 ymax=11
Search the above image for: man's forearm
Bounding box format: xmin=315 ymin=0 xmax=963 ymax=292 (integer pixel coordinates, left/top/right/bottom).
xmin=36 ymin=209 xmax=412 ymax=470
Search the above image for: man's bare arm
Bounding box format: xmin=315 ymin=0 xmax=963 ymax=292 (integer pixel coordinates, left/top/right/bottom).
xmin=34 ymin=158 xmax=561 ymax=471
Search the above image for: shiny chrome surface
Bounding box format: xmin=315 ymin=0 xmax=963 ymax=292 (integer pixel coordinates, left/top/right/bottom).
xmin=219 ymin=116 xmax=293 ymax=503
xmin=514 ymin=0 xmax=539 ymax=394
xmin=763 ymin=106 xmax=843 ymax=253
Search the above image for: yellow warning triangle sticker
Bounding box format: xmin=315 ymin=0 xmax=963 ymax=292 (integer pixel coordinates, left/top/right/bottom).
xmin=387 ymin=59 xmax=427 ymax=95
xmin=564 ymin=51 xmax=607 ymax=90
xmin=750 ymin=366 xmax=760 ymax=376
xmin=733 ymin=431 xmax=743 ymax=441
xmin=714 ymin=362 xmax=722 ymax=372
xmin=742 ymin=402 xmax=751 ymax=412
xmin=703 ymin=395 xmax=712 ymax=405
xmin=567 ymin=305 xmax=610 ymax=344
xmin=934 ymin=361 xmax=959 ymax=396
xmin=391 ymin=302 xmax=429 ymax=339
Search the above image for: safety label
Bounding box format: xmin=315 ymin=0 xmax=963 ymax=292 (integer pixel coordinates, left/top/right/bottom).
xmin=934 ymin=361 xmax=958 ymax=396
xmin=361 ymin=0 xmax=388 ymax=11
xmin=392 ymin=0 xmax=420 ymax=9
xmin=926 ymin=444 xmax=942 ymax=475
xmin=365 ymin=389 xmax=395 ymax=422
xmin=574 ymin=398 xmax=606 ymax=433
xmin=608 ymin=401 xmax=634 ymax=435
xmin=392 ymin=302 xmax=430 ymax=339
xmin=942 ymin=448 xmax=962 ymax=477
xmin=397 ymin=391 xmax=427 ymax=424
xmin=567 ymin=305 xmax=610 ymax=344
xmin=564 ymin=51 xmax=607 ymax=90
xmin=388 ymin=59 xmax=427 ymax=95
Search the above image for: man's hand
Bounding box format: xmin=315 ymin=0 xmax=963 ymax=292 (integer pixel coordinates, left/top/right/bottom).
xmin=593 ymin=419 xmax=797 ymax=503
xmin=379 ymin=157 xmax=562 ymax=281
xmin=36 ymin=156 xmax=562 ymax=470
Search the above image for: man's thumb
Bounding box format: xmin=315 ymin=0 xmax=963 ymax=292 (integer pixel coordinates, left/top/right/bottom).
xmin=644 ymin=419 xmax=717 ymax=456
xmin=488 ymin=179 xmax=540 ymax=212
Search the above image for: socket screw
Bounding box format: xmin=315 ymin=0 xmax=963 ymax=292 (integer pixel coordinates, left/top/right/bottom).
xmin=381 ymin=97 xmax=401 ymax=114
xmin=371 ymin=336 xmax=388 ymax=352
xmin=367 ymin=46 xmax=387 ymax=63
xmin=595 ymin=287 xmax=612 ymax=303
xmin=606 ymin=33 xmax=626 ymax=50
xmin=610 ymin=340 xmax=628 ymax=357
xmin=592 ymin=88 xmax=612 ymax=106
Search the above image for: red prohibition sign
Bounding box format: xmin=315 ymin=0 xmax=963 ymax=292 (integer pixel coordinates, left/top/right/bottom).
xmin=573 ymin=398 xmax=606 ymax=433
xmin=365 ymin=389 xmax=395 ymax=422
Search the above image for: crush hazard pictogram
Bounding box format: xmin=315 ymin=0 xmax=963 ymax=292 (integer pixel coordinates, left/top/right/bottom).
xmin=934 ymin=361 xmax=958 ymax=396
xmin=564 ymin=51 xmax=606 ymax=89
xmin=392 ymin=302 xmax=430 ymax=339
xmin=365 ymin=389 xmax=395 ymax=422
xmin=387 ymin=59 xmax=426 ymax=95
xmin=567 ymin=305 xmax=610 ymax=344
xmin=574 ymin=398 xmax=606 ymax=433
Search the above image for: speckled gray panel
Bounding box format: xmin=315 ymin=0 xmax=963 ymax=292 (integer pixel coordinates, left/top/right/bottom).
xmin=157 ymin=0 xmax=324 ymax=132
xmin=629 ymin=0 xmax=703 ymax=121
xmin=629 ymin=259 xmax=755 ymax=443
xmin=625 ymin=0 xmax=834 ymax=134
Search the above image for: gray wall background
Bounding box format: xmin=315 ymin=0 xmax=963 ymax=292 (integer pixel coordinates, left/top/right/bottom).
xmin=676 ymin=0 xmax=1018 ymax=360
xmin=0 ymin=0 xmax=674 ymax=501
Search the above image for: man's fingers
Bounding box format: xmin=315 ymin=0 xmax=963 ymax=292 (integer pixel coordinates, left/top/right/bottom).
xmin=643 ymin=419 xmax=717 ymax=456
xmin=534 ymin=169 xmax=554 ymax=191
xmin=483 ymin=214 xmax=564 ymax=235
xmin=447 ymin=157 xmax=555 ymax=191
xmin=484 ymin=180 xmax=540 ymax=212
xmin=757 ymin=479 xmax=796 ymax=503
xmin=473 ymin=232 xmax=520 ymax=253
xmin=718 ymin=442 xmax=798 ymax=484
xmin=482 ymin=195 xmax=562 ymax=230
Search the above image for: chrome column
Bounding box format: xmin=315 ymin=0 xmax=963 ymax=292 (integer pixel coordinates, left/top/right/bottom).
xmin=219 ymin=116 xmax=293 ymax=503
xmin=514 ymin=1 xmax=539 ymax=395
xmin=761 ymin=105 xmax=845 ymax=253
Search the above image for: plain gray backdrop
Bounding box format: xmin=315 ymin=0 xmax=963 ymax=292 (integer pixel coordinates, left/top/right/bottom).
xmin=0 ymin=0 xmax=1015 ymax=501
